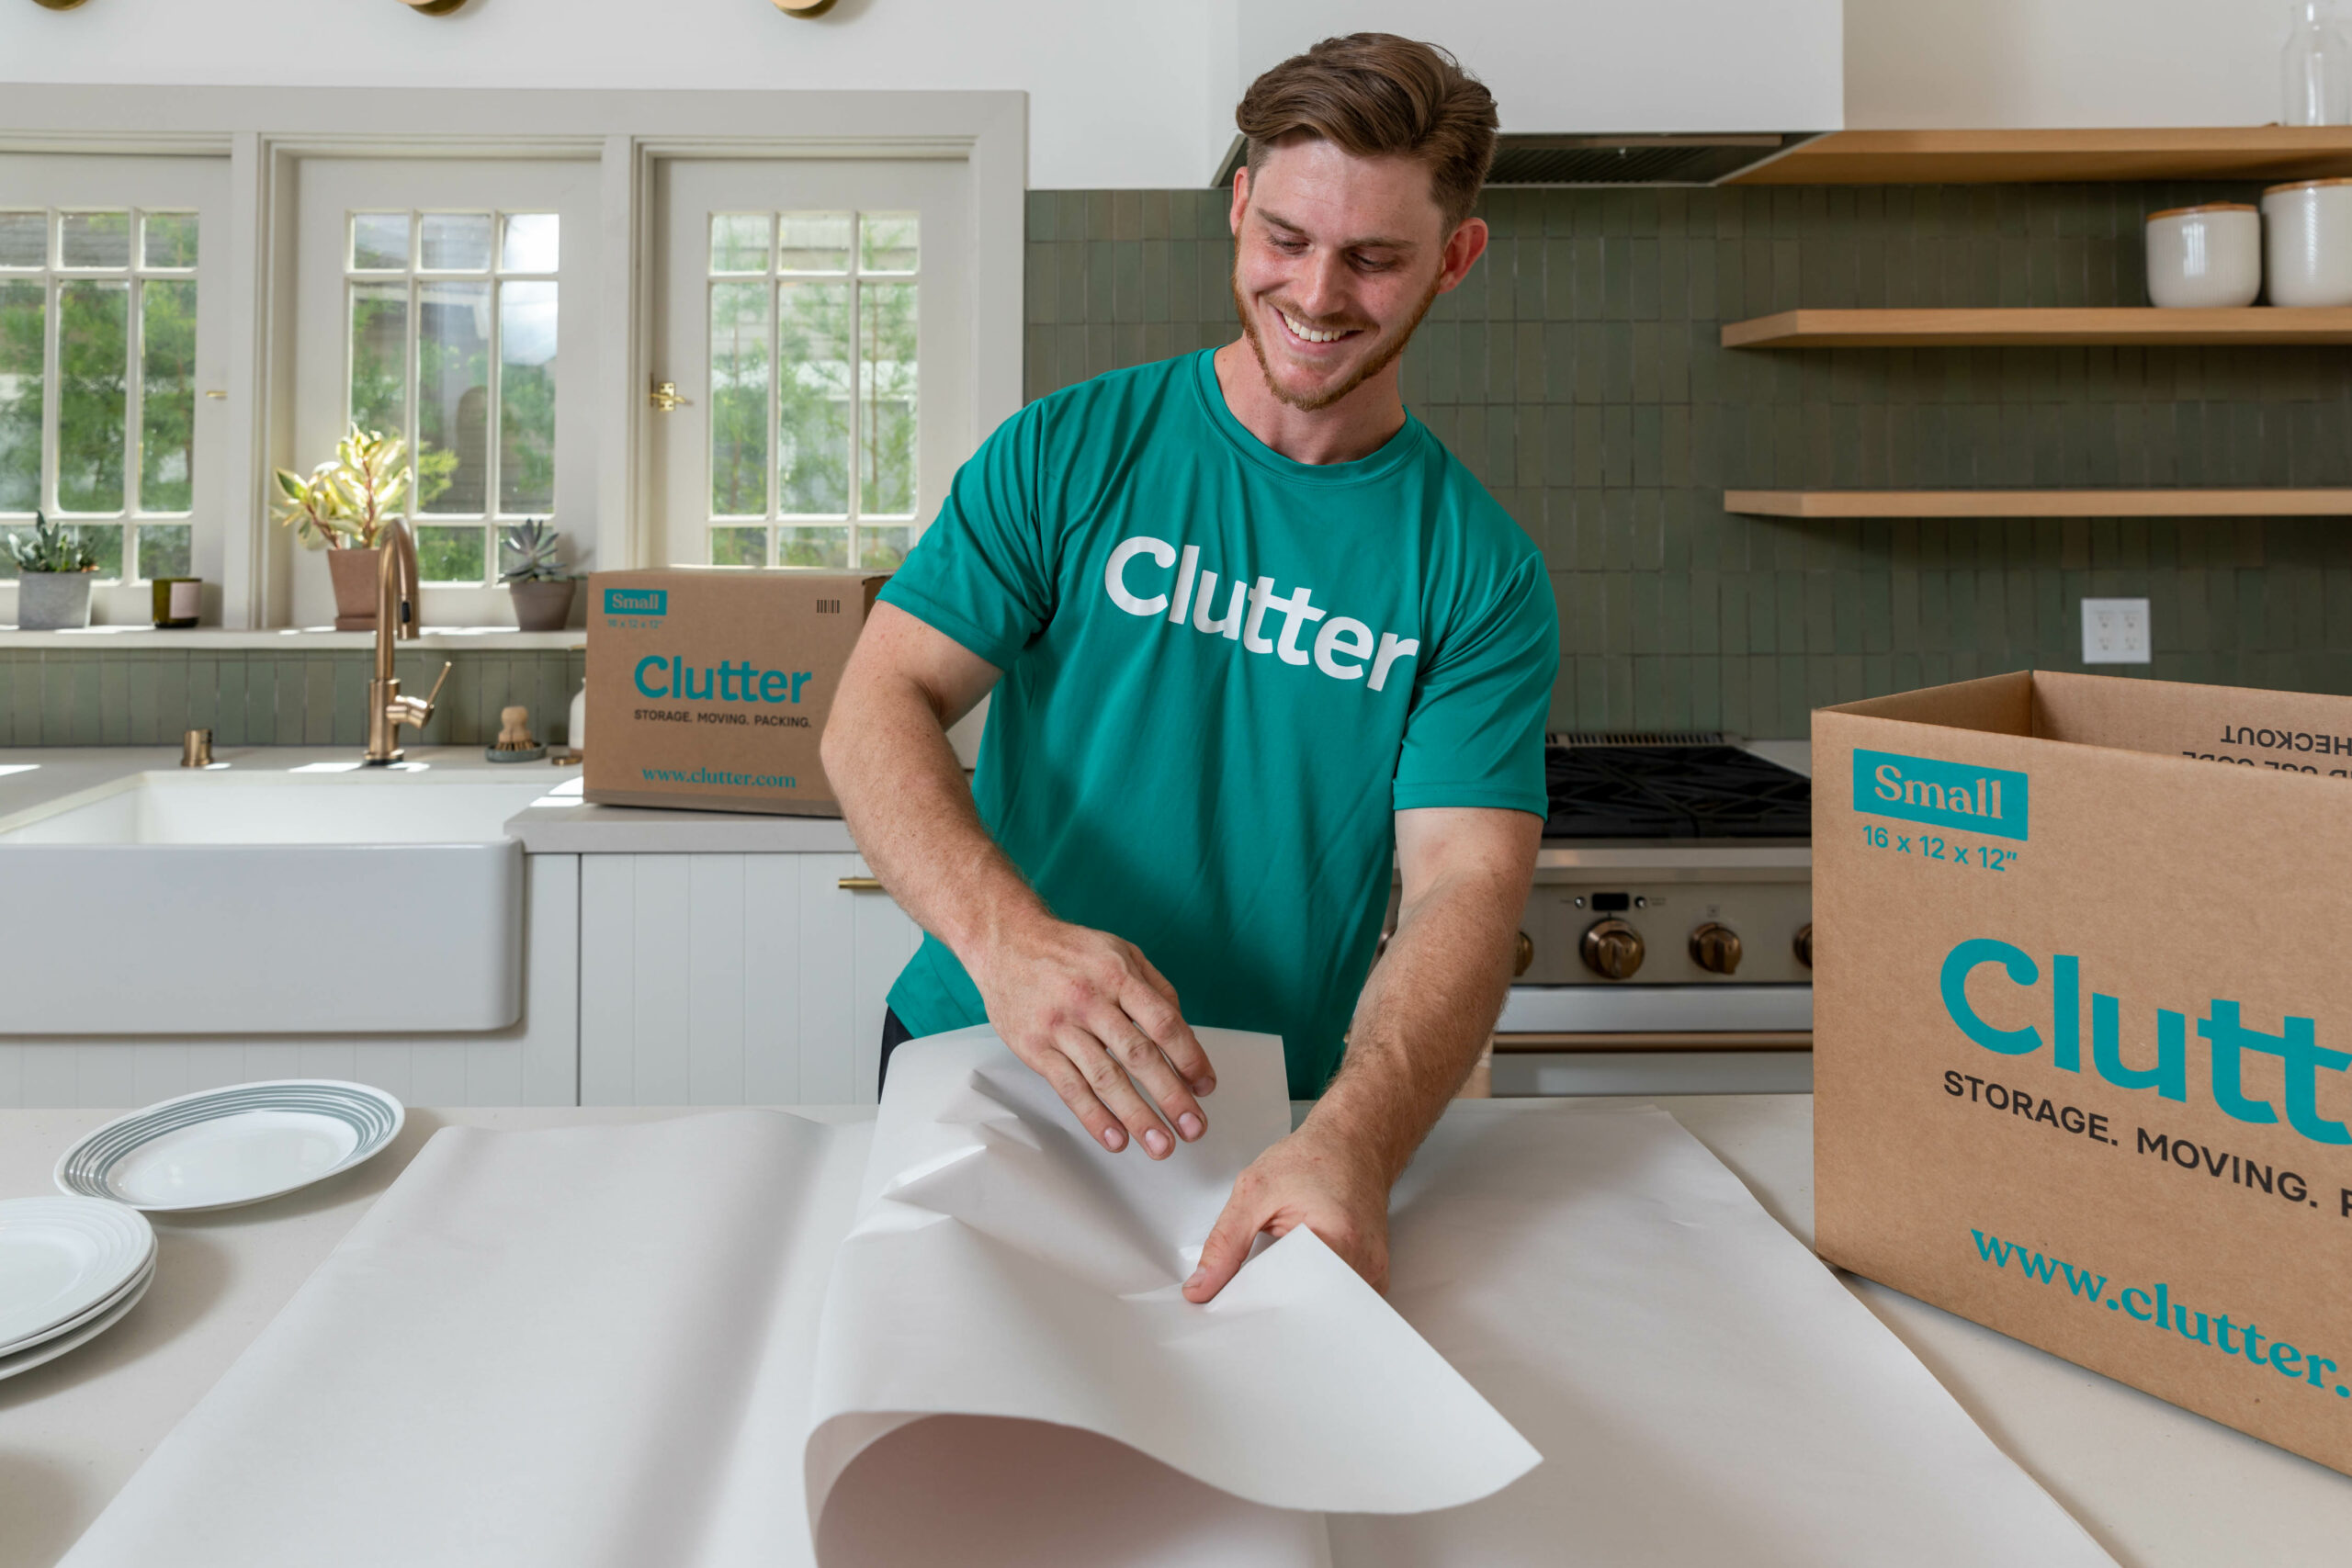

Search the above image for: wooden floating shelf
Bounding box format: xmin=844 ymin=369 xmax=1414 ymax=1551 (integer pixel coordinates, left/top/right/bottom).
xmin=1723 ymin=307 xmax=2352 ymax=348
xmin=1728 ymin=127 xmax=2352 ymax=186
xmin=1726 ymin=489 xmax=2352 ymax=519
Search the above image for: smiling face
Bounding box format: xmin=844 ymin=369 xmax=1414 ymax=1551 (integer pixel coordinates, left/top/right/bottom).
xmin=1228 ymin=136 xmax=1487 ymax=414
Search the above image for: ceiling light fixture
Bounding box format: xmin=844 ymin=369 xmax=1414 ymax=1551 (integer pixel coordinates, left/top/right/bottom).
xmin=772 ymin=0 xmax=842 ymax=16
xmin=396 ymin=0 xmax=471 ymax=14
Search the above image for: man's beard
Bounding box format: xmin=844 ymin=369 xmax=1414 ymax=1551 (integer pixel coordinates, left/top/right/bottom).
xmin=1230 ymin=254 xmax=1442 ymax=414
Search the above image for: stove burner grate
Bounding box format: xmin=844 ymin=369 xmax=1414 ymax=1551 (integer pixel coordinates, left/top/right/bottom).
xmin=1543 ymin=744 xmax=1811 ymax=840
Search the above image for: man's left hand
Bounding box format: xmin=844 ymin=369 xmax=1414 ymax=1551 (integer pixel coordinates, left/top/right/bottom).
xmin=1182 ymin=1123 xmax=1391 ymax=1302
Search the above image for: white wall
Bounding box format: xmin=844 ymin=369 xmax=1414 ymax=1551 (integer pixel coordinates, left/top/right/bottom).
xmin=2 ymin=0 xmax=1844 ymax=191
xmin=25 ymin=0 xmax=2290 ymax=181
xmin=1847 ymin=0 xmax=2282 ymax=129
xmin=0 ymin=0 xmax=1207 ymax=188
xmin=1229 ymin=2 xmax=1844 ymax=146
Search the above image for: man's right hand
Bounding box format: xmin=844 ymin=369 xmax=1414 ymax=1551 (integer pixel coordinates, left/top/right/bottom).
xmin=968 ymin=918 xmax=1216 ymax=1158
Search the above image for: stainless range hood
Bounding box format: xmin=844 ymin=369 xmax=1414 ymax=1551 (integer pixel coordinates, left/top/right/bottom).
xmin=1482 ymin=133 xmax=1819 ymax=186
xmin=1208 ymin=2 xmax=1841 ymax=192
xmin=1212 ymin=132 xmax=1819 ymax=190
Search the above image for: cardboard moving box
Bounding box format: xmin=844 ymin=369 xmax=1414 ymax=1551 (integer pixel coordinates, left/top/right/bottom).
xmin=1815 ymin=670 xmax=2352 ymax=1475
xmin=584 ymin=569 xmax=886 ymax=817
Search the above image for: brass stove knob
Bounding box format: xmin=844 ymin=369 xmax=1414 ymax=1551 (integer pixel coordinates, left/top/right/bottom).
xmin=1580 ymin=918 xmax=1645 ymax=980
xmin=1689 ymin=921 xmax=1743 ymax=976
xmin=1513 ymin=930 xmax=1534 ymax=977
xmin=1793 ymin=922 xmax=1814 ymax=970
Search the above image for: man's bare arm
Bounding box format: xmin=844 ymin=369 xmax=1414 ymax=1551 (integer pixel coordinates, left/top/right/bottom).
xmin=821 ymin=603 xmax=1216 ymax=1156
xmin=1183 ymin=806 xmax=1538 ymax=1299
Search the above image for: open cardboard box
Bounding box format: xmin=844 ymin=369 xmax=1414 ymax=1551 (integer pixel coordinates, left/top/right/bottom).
xmin=1814 ymin=670 xmax=2352 ymax=1474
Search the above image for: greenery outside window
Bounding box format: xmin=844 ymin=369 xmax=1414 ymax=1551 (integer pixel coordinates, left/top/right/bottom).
xmin=345 ymin=209 xmax=559 ymax=584
xmin=0 ymin=208 xmax=199 ymax=582
xmin=708 ymin=209 xmax=918 ymax=570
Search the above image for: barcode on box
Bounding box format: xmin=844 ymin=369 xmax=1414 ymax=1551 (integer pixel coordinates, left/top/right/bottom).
xmin=817 ymin=599 xmax=841 ymax=614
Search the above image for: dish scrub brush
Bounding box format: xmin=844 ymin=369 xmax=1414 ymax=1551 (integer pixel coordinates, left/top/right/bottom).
xmin=487 ymin=705 xmax=548 ymax=763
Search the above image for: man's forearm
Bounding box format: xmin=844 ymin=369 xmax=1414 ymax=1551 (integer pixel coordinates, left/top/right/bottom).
xmin=826 ymin=618 xmax=1216 ymax=1155
xmin=822 ymin=671 xmax=1044 ymax=959
xmin=1302 ymin=863 xmax=1524 ymax=1184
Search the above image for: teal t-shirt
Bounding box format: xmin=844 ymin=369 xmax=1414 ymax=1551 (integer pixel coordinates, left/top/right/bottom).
xmin=880 ymin=349 xmax=1557 ymax=1097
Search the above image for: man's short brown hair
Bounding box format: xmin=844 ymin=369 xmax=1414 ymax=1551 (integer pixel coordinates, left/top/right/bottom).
xmin=1236 ymin=33 xmax=1498 ymax=231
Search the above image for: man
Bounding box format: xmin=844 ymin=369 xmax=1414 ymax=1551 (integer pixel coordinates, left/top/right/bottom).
xmin=821 ymin=33 xmax=1556 ymax=1303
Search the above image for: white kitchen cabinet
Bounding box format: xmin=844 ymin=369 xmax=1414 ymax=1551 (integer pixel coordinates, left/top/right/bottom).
xmin=577 ymin=852 xmax=922 ymax=1107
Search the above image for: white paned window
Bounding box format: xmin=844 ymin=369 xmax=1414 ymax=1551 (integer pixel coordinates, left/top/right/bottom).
xmin=344 ymin=209 xmax=560 ymax=585
xmin=0 ymin=208 xmax=200 ymax=581
xmin=707 ymin=209 xmax=919 ymax=570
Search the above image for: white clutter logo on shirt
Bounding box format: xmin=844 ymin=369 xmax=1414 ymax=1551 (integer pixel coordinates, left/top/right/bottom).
xmin=1102 ymin=535 xmax=1420 ymax=692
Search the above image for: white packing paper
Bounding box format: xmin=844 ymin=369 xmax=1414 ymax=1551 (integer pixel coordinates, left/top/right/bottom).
xmin=62 ymin=1030 xmax=2115 ymax=1567
xmin=802 ymin=1027 xmax=1541 ymax=1564
xmin=1333 ymin=1100 xmax=2118 ymax=1566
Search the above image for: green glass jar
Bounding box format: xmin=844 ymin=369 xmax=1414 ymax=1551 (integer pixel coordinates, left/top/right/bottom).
xmin=151 ymin=577 xmax=202 ymax=628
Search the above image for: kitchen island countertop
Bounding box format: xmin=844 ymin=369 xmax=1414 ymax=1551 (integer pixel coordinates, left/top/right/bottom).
xmin=0 ymin=1095 xmax=2346 ymax=1568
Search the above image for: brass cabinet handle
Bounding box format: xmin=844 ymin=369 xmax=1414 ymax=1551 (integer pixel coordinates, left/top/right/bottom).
xmin=838 ymin=876 xmax=884 ymax=891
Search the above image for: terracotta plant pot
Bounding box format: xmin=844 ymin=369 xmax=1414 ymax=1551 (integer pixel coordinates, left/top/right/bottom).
xmin=509 ymin=578 xmax=577 ymax=632
xmin=326 ymin=546 xmax=379 ymax=632
xmin=16 ymin=570 xmax=94 ymax=631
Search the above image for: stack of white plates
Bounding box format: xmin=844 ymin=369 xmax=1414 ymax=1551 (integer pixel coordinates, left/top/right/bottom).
xmin=0 ymin=1196 xmax=155 ymax=1382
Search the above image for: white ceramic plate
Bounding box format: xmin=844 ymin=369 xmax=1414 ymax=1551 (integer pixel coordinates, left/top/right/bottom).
xmin=0 ymin=1237 xmax=155 ymax=1359
xmin=55 ymin=1080 xmax=405 ymax=1213
xmin=0 ymin=1254 xmax=155 ymax=1382
xmin=0 ymin=1197 xmax=154 ymax=1349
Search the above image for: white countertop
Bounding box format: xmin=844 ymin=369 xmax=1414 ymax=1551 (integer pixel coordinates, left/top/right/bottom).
xmin=0 ymin=739 xmax=1813 ymax=858
xmin=0 ymin=1096 xmax=2345 ymax=1567
xmin=0 ymin=627 xmax=582 ymax=651
xmin=0 ymin=745 xmax=579 ymax=818
xmin=0 ymin=746 xmax=860 ymax=853
xmin=504 ymin=798 xmax=858 ymax=852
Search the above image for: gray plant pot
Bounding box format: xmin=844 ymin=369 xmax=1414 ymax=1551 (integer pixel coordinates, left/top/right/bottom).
xmin=17 ymin=570 xmax=94 ymax=631
xmin=508 ymin=578 xmax=577 ymax=632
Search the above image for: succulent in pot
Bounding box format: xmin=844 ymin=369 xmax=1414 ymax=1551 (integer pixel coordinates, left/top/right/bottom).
xmin=274 ymin=424 xmax=417 ymax=631
xmin=500 ymin=518 xmax=578 ymax=631
xmin=7 ymin=512 xmax=102 ymax=631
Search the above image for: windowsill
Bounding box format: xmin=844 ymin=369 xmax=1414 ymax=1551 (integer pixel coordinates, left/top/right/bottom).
xmin=0 ymin=626 xmax=584 ymax=650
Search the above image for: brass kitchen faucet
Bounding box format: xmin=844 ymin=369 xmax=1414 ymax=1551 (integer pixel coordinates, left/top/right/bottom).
xmin=363 ymin=518 xmax=451 ymax=766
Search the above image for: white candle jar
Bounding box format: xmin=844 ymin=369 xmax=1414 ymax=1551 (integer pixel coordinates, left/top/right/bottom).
xmin=2143 ymin=203 xmax=2262 ymax=308
xmin=2262 ymin=177 xmax=2352 ymax=306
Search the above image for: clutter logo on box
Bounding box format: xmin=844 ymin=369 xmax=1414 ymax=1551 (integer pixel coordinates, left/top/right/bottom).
xmin=1940 ymin=937 xmax=2352 ymax=1149
xmin=605 ymin=588 xmax=667 ymax=617
xmin=1854 ymin=749 xmax=2030 ymax=841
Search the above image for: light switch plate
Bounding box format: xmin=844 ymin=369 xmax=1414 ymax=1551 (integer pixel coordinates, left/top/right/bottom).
xmin=2081 ymin=598 xmax=2152 ymax=664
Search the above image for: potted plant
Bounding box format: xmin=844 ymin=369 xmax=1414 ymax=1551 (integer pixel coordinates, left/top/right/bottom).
xmin=500 ymin=518 xmax=578 ymax=631
xmin=6 ymin=512 xmax=101 ymax=631
xmin=275 ymin=424 xmax=414 ymax=631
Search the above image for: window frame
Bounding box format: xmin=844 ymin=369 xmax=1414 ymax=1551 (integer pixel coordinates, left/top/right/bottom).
xmin=0 ymin=152 xmax=230 ymax=626
xmin=291 ymin=157 xmax=601 ymax=629
xmin=0 ymin=88 xmax=1025 ymax=633
xmin=0 ymin=206 xmax=204 ymax=581
xmin=339 ymin=205 xmax=565 ymax=588
xmin=703 ymin=208 xmax=924 ymax=572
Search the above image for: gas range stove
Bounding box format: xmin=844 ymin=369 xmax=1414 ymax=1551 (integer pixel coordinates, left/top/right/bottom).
xmin=1497 ymin=733 xmax=1813 ymax=1045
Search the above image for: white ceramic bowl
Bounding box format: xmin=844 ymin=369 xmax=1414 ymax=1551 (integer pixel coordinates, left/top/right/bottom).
xmin=2144 ymin=203 xmax=2262 ymax=308
xmin=2262 ymin=178 xmax=2352 ymax=307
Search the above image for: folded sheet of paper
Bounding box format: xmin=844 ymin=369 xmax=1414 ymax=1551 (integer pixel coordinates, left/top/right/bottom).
xmin=63 ymin=1027 xmax=2113 ymax=1567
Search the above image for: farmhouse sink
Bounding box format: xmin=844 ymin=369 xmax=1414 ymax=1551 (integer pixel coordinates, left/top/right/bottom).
xmin=0 ymin=770 xmax=561 ymax=1035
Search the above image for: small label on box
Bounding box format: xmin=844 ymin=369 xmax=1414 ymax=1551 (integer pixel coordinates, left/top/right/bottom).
xmin=1852 ymin=748 xmax=2030 ymax=840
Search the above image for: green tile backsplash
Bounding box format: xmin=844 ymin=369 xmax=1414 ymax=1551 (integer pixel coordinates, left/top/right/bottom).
xmin=7 ymin=182 xmax=2344 ymax=748
xmin=0 ymin=648 xmax=584 ymax=749
xmin=1024 ymin=185 xmax=2352 ymax=738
